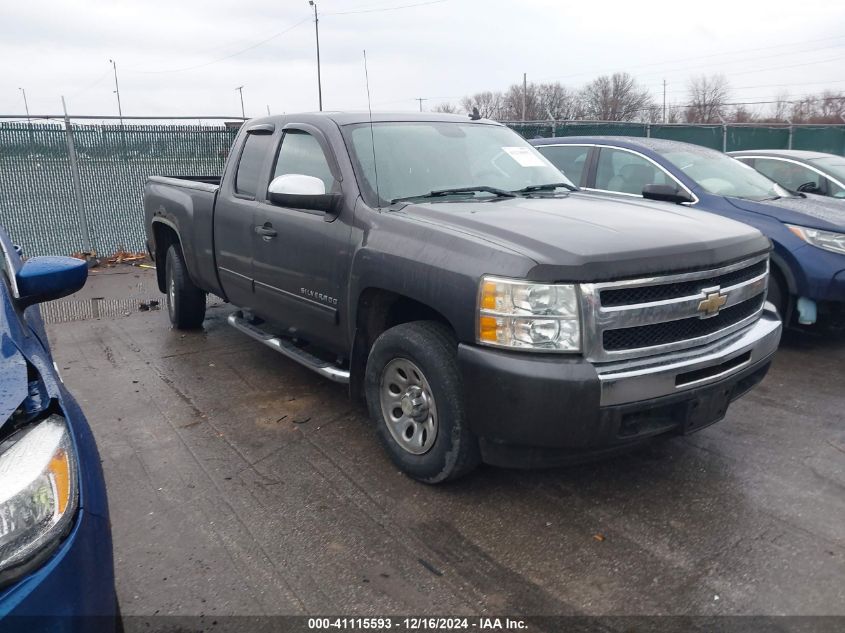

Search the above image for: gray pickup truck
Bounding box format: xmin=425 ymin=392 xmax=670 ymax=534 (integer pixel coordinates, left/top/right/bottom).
xmin=144 ymin=112 xmax=781 ymax=483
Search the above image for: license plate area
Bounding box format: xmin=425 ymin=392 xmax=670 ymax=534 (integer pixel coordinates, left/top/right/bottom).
xmin=681 ymin=385 xmax=734 ymax=434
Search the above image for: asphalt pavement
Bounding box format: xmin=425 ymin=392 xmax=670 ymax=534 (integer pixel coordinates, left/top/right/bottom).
xmin=43 ymin=266 xmax=845 ymax=618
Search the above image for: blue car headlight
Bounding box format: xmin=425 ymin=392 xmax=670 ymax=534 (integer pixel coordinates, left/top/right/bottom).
xmin=0 ymin=415 xmax=78 ymax=572
xmin=787 ymin=224 xmax=845 ymax=256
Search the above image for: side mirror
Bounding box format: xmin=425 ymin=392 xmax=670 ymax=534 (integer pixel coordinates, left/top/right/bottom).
xmin=642 ymin=184 xmax=694 ymax=204
xmin=268 ymin=174 xmax=341 ymax=214
xmin=796 ymin=181 xmax=822 ymax=195
xmin=15 ymin=256 xmax=88 ymax=308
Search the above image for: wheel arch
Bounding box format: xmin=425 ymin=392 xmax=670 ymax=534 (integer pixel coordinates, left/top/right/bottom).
xmin=348 ymin=287 xmax=456 ymax=402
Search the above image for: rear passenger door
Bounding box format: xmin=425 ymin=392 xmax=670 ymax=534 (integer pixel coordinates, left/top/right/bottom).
xmin=251 ymin=126 xmax=351 ymax=350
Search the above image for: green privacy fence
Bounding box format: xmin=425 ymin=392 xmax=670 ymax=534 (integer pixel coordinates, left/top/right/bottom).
xmin=0 ymin=122 xmax=238 ymax=257
xmin=507 ymin=121 xmax=845 ymax=156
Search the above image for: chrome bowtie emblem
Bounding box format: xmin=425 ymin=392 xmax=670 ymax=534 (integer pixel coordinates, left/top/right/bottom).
xmin=698 ymin=290 xmax=728 ymax=317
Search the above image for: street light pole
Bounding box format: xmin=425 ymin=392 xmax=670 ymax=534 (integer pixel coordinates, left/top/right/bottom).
xmin=309 ymin=0 xmax=323 ymax=111
xmin=235 ymin=86 xmax=245 ymax=118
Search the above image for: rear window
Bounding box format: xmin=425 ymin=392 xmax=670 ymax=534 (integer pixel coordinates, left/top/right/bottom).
xmin=235 ymin=133 xmax=273 ymax=197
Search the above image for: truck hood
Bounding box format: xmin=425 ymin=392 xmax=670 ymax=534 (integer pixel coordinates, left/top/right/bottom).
xmin=397 ymin=192 xmax=770 ymax=282
xmin=725 ymin=194 xmax=845 ymax=231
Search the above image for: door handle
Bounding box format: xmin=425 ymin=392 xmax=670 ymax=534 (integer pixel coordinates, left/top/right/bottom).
xmin=254 ymin=224 xmax=277 ymax=238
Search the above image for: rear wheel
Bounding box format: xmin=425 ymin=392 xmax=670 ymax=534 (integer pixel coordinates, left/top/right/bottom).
xmin=365 ymin=321 xmax=480 ymax=483
xmin=165 ymin=244 xmax=206 ymax=329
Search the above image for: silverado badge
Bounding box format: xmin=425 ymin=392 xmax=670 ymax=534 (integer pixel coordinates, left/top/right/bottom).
xmin=698 ymin=290 xmax=728 ymax=318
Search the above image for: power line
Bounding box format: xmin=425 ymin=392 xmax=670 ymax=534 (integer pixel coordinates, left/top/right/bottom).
xmin=323 ymin=0 xmax=447 ymax=16
xmin=127 ymin=18 xmax=310 ymax=74
xmin=534 ymin=34 xmax=845 ymax=83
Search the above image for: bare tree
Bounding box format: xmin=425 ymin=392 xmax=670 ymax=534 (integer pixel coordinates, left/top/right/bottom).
xmin=502 ymin=82 xmax=542 ymax=120
xmin=460 ymin=91 xmax=506 ymax=120
xmin=579 ymin=72 xmax=653 ymax=121
xmin=815 ymin=90 xmax=845 ymax=122
xmin=767 ymin=91 xmax=791 ymax=122
xmin=537 ymin=82 xmax=581 ymax=120
xmin=730 ymin=104 xmax=759 ymax=123
xmin=685 ymin=74 xmax=730 ymax=123
xmin=432 ymin=102 xmax=461 ymax=114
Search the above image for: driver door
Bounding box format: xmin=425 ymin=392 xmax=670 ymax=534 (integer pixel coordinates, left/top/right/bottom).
xmin=251 ymin=127 xmax=351 ymax=350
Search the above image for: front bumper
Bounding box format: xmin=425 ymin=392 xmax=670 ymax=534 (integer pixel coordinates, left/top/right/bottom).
xmin=459 ymin=306 xmax=782 ymax=468
xmin=0 ymin=508 xmax=116 ymax=633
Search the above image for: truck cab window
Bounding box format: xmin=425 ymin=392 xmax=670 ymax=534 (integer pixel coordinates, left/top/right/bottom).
xmin=273 ymin=131 xmax=335 ymax=191
xmin=235 ymin=133 xmax=273 ymax=197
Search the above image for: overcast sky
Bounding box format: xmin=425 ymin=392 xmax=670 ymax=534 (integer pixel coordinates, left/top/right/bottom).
xmin=3 ymin=0 xmax=845 ymax=120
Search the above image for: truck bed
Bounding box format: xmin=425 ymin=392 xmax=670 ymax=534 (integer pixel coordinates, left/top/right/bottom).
xmin=147 ymin=175 xmax=221 ymax=190
xmin=144 ymin=175 xmax=223 ymax=297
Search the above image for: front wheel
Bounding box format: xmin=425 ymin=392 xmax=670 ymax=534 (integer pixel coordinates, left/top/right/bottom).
xmin=767 ymin=271 xmax=788 ymax=322
xmin=164 ymin=244 xmax=206 ymax=329
xmin=365 ymin=321 xmax=480 ymax=484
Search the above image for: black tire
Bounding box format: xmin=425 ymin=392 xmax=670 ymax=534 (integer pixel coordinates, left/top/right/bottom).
xmin=165 ymin=244 xmax=206 ymax=329
xmin=365 ymin=321 xmax=480 ymax=483
xmin=767 ymin=270 xmax=788 ymax=322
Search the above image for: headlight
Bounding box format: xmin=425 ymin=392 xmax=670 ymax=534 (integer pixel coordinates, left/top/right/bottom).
xmin=477 ymin=276 xmax=581 ymax=351
xmin=0 ymin=415 xmax=78 ymax=572
xmin=787 ymin=224 xmax=845 ymax=255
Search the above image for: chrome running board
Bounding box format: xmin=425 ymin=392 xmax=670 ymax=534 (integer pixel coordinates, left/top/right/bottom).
xmin=227 ymin=310 xmax=350 ymax=384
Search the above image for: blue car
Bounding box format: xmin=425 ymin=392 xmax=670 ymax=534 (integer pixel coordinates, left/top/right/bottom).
xmin=0 ymin=228 xmax=116 ymax=632
xmin=531 ymin=136 xmax=845 ymax=328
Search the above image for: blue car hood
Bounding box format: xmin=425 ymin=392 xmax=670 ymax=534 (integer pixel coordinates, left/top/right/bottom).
xmin=725 ymin=194 xmax=845 ymax=231
xmin=0 ymin=333 xmax=28 ymax=424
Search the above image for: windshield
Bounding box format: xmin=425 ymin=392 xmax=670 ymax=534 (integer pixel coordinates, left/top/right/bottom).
xmin=343 ymin=121 xmax=573 ymax=206
xmin=809 ymin=156 xmax=845 ymax=183
xmin=658 ymin=146 xmax=792 ymax=201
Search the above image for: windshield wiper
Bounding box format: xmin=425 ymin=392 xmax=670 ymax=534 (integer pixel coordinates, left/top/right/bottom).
xmin=513 ymin=182 xmax=577 ymax=194
xmin=391 ymin=186 xmax=517 ymax=204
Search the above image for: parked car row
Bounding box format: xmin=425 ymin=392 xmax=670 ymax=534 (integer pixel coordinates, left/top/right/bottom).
xmin=531 ymin=137 xmax=845 ymax=329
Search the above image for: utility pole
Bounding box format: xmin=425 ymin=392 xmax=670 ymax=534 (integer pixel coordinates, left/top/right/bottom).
xmin=18 ymin=87 xmax=31 ymax=124
xmin=416 ymin=98 xmax=426 ymax=112
xmin=309 ymin=0 xmax=323 ymax=111
xmin=235 ymin=86 xmax=245 ymax=118
xmin=18 ymin=87 xmax=34 ymax=149
xmin=522 ymin=72 xmax=527 ymax=122
xmin=108 ymin=59 xmax=124 ymax=125
xmin=266 ymin=105 xmax=271 ymax=116
xmin=109 ymin=59 xmax=127 ymax=157
xmin=61 ymin=96 xmax=93 ymax=256
xmin=662 ymin=79 xmax=667 ymax=124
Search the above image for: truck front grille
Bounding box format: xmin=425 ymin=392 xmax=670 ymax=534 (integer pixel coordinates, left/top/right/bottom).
xmin=603 ymin=295 xmax=766 ymax=351
xmin=600 ymin=259 xmax=768 ymax=307
xmin=580 ymin=254 xmax=770 ymax=362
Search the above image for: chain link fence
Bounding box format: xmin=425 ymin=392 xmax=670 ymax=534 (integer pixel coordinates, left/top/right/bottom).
xmin=0 ymin=120 xmax=238 ymax=257
xmin=1 ymin=117 xmax=844 ymax=258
